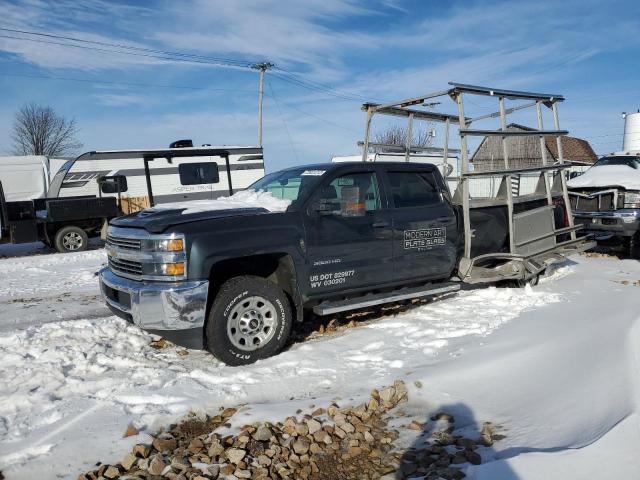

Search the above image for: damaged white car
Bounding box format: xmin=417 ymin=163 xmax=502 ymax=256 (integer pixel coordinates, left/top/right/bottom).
xmin=568 ymin=152 xmax=640 ymax=257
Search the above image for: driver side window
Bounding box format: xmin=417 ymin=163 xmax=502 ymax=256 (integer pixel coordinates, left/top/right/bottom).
xmin=318 ymin=172 xmax=380 ymax=216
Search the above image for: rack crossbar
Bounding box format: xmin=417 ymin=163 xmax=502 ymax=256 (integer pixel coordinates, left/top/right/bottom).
xmin=448 ymin=82 xmax=565 ymax=101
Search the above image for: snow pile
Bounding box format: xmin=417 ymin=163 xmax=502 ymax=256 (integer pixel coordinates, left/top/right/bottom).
xmin=567 ymin=164 xmax=640 ymax=190
xmin=1 ymin=248 xmax=640 ymax=479
xmin=149 ymin=190 xmax=291 ymax=215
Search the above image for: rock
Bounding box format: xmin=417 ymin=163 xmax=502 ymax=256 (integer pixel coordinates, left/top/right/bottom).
xmin=258 ymin=454 xmax=272 ymax=466
xmin=152 ymin=436 xmax=177 ymax=452
xmin=464 ymin=449 xmax=482 ymax=465
xmin=150 ymin=338 xmax=167 ymax=349
xmin=456 ymin=438 xmax=476 ymax=449
xmin=431 ymin=412 xmax=455 ymax=423
xmin=121 ymin=453 xmax=137 ymax=470
xmin=309 ymin=443 xmax=323 ymax=454
xmin=306 ymin=418 xmax=322 ymax=435
xmin=478 ymin=433 xmax=493 ymax=447
xmin=147 ymin=455 xmax=166 ymax=476
xmin=187 ymin=437 xmax=204 ymax=453
xmin=414 ymin=380 xmax=423 ymax=389
xmin=347 ymin=446 xmax=362 ymax=457
xmin=363 ymin=430 xmax=375 ymax=442
xmin=400 ymin=459 xmax=417 ymax=476
xmin=254 ymin=425 xmax=272 ymax=442
xmin=341 ymin=422 xmax=355 ymax=434
xmin=226 ymin=448 xmax=246 ymax=464
xmin=407 ymin=420 xmax=424 ymax=430
xmin=393 ymin=380 xmax=408 ymax=402
xmin=208 ymin=441 xmax=225 ymax=457
xmin=432 ymin=431 xmax=455 ymax=446
xmin=451 ymin=453 xmax=467 ymax=464
xmin=311 ymin=407 xmax=325 ymax=417
xmin=293 ymin=437 xmax=310 ymax=455
xmin=122 ymin=424 xmax=139 ymax=438
xmin=102 ymin=466 xmax=120 ymax=479
xmin=132 ymin=444 xmax=151 ymax=458
xmin=379 ymin=387 xmax=395 ymax=406
xmin=295 ymin=423 xmax=309 ymax=436
xmin=234 ymin=469 xmax=251 ymax=478
xmin=222 ymin=407 xmax=237 ymax=418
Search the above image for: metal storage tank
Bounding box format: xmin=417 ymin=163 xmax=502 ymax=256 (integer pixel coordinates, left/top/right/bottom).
xmin=623 ymin=111 xmax=640 ymax=151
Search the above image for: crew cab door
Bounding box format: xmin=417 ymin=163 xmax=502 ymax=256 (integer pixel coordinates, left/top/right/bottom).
xmin=303 ymin=169 xmax=393 ymax=296
xmin=385 ymin=169 xmax=458 ymax=281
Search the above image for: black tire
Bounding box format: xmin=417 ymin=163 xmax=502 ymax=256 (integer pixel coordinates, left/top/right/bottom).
xmin=205 ymin=276 xmax=292 ymax=366
xmin=54 ymin=226 xmax=89 ymax=253
xmin=626 ymin=233 xmax=640 ymax=259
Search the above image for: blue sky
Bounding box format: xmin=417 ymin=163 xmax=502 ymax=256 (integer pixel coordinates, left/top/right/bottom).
xmin=0 ymin=0 xmax=639 ymax=171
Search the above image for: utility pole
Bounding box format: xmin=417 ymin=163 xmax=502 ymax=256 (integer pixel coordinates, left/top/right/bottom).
xmin=252 ymin=62 xmax=274 ymax=147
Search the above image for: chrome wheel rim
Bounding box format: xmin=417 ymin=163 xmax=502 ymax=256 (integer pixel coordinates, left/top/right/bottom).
xmin=227 ymin=296 xmax=277 ymax=351
xmin=62 ymin=232 xmax=83 ymax=251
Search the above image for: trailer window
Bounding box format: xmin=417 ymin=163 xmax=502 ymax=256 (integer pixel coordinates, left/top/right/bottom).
xmin=388 ymin=171 xmax=441 ymax=208
xmin=178 ymin=162 xmax=220 ymax=185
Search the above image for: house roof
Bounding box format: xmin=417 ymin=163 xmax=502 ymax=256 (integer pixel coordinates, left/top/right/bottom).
xmin=471 ymin=123 xmax=598 ymax=164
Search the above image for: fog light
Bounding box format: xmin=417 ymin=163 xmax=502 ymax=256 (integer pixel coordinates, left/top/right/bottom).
xmin=163 ymin=262 xmax=185 ymax=276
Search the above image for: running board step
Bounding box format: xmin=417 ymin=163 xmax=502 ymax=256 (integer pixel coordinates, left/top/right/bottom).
xmin=313 ymin=282 xmax=460 ymax=316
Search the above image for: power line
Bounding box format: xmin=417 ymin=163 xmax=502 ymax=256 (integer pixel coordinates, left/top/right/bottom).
xmin=0 ymin=34 xmax=258 ymax=69
xmin=273 ymin=68 xmax=371 ymax=102
xmin=265 ymin=86 xmax=361 ymax=134
xmin=0 ymin=72 xmax=256 ymax=93
xmin=267 ymin=80 xmax=299 ymax=162
xmin=271 ymin=71 xmax=369 ymax=102
xmin=0 ymin=26 xmax=257 ymax=67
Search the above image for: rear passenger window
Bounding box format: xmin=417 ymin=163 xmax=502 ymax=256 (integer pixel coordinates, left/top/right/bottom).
xmin=388 ymin=172 xmax=441 ymax=208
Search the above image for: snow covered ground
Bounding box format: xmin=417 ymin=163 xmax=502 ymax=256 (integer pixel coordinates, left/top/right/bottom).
xmin=0 ymin=248 xmax=639 ymax=479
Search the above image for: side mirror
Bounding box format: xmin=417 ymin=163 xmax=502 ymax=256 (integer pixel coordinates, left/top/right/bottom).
xmin=312 ymin=198 xmax=341 ymax=215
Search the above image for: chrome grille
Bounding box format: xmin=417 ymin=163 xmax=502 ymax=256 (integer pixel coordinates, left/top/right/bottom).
xmin=572 ymin=189 xmax=618 ymax=212
xmin=108 ymin=257 xmax=143 ymax=278
xmin=106 ymin=234 xmax=141 ymax=250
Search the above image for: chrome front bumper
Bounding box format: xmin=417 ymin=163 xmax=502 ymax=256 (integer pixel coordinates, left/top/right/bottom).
xmin=573 ymin=209 xmax=640 ymax=237
xmin=99 ymin=267 xmax=208 ymax=330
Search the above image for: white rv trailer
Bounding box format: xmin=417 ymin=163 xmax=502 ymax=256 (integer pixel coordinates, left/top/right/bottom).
xmin=0 ymin=156 xmax=68 ymax=201
xmin=48 ymin=146 xmax=265 ymax=209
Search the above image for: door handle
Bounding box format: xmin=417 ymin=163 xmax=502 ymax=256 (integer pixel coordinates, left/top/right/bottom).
xmin=435 ymin=217 xmax=451 ymax=224
xmin=372 ymin=221 xmax=390 ymax=228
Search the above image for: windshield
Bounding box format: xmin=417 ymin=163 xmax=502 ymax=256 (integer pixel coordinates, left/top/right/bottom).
xmin=248 ymin=167 xmax=325 ymax=203
xmin=593 ymin=156 xmax=640 ymax=169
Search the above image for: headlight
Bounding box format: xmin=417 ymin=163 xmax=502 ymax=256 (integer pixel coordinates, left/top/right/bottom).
xmin=142 ymin=262 xmax=186 ymax=278
xmin=142 ymin=236 xmax=185 ymax=252
xmin=624 ymin=191 xmax=640 ymax=208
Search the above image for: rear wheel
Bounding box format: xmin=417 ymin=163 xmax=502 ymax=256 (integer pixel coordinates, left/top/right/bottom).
xmin=205 ymin=276 xmax=292 ymax=366
xmin=54 ymin=226 xmax=88 ymax=253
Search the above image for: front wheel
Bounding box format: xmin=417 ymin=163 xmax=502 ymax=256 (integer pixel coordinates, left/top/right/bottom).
xmin=205 ymin=276 xmax=292 ymax=366
xmin=625 ymin=232 xmax=640 ymax=259
xmin=54 ymin=226 xmax=89 ymax=253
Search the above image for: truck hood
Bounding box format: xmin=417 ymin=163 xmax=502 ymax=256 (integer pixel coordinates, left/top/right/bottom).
xmin=111 ymin=207 xmax=271 ymax=233
xmin=111 ymin=190 xmax=292 ymax=233
xmin=567 ymin=165 xmax=640 ymax=191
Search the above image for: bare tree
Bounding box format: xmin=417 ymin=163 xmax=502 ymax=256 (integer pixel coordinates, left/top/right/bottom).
xmin=371 ymin=124 xmax=434 ymax=153
xmin=12 ymin=103 xmax=83 ymax=156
